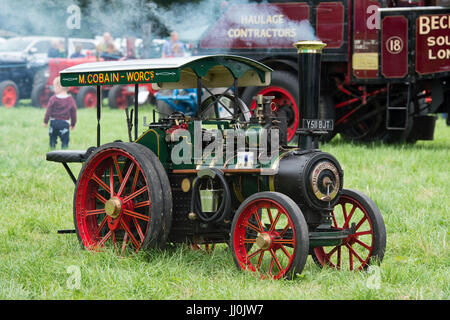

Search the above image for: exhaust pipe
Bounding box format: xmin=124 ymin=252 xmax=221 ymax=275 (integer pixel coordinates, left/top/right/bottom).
xmin=293 ymin=41 xmax=327 ymax=150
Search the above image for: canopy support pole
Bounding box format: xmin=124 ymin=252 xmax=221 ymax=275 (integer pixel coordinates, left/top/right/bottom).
xmin=196 ymin=76 xmax=202 ymax=110
xmin=96 ymin=86 xmax=101 ymax=147
xmin=134 ymin=84 xmax=139 ymax=141
xmin=233 ymin=77 xmax=238 ymax=119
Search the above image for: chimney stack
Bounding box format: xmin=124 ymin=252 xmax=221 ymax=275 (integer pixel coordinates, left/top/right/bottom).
xmin=293 ymin=41 xmax=327 ymax=150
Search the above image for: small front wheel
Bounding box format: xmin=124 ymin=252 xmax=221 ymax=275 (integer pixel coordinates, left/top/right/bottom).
xmin=312 ymin=189 xmax=386 ymax=271
xmin=231 ymin=192 xmax=309 ymax=279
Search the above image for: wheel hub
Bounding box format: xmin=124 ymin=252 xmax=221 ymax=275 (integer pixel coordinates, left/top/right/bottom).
xmin=105 ymin=197 xmax=122 ymax=219
xmin=256 ymin=233 xmax=272 ymax=250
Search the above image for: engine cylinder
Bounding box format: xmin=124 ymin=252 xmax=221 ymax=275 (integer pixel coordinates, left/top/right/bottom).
xmin=272 ymin=150 xmax=343 ymax=211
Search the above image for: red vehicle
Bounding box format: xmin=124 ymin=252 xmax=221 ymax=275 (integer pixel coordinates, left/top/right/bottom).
xmin=107 ymin=83 xmax=158 ymax=109
xmin=32 ymin=55 xmax=108 ymax=109
xmin=198 ymin=0 xmax=450 ymax=143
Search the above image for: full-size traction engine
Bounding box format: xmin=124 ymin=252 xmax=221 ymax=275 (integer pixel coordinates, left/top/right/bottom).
xmin=47 ymin=41 xmax=386 ymax=279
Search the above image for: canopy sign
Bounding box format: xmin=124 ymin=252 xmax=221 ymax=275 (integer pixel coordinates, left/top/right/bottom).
xmin=61 ymin=69 xmax=179 ymax=87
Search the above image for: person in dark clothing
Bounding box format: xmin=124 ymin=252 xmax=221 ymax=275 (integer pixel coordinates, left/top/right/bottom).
xmin=70 ymin=44 xmax=85 ymax=58
xmin=43 ymin=77 xmax=77 ymax=149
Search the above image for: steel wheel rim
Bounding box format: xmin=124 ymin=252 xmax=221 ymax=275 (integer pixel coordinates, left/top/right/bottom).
xmin=2 ymin=85 xmax=17 ymax=108
xmin=313 ymin=195 xmax=375 ymax=271
xmin=84 ymin=92 xmax=97 ymax=109
xmin=233 ymin=198 xmax=297 ymax=279
xmin=75 ymin=148 xmax=151 ymax=253
xmin=251 ymin=86 xmax=299 ymax=141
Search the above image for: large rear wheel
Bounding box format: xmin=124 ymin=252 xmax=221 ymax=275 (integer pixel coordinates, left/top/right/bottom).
xmin=73 ymin=142 xmax=165 ymax=253
xmin=242 ymin=71 xmax=299 ymax=142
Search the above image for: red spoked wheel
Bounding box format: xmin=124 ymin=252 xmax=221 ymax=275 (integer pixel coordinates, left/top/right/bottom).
xmin=0 ymin=81 xmax=19 ymax=108
xmin=250 ymin=86 xmax=299 ymax=142
xmin=231 ymin=192 xmax=309 ymax=279
xmin=242 ymin=71 xmax=299 ymax=142
xmin=312 ymin=189 xmax=386 ymax=271
xmin=74 ymin=142 xmax=164 ymax=253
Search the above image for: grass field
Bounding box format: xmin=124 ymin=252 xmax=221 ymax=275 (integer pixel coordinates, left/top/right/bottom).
xmin=0 ymin=100 xmax=448 ymax=300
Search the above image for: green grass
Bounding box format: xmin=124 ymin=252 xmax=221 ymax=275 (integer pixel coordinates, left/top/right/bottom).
xmin=0 ymin=100 xmax=448 ymax=299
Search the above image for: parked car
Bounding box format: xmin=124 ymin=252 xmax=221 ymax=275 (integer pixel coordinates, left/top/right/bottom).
xmin=0 ymin=36 xmax=97 ymax=108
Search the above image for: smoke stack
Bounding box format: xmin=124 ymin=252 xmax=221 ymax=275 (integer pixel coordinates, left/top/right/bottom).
xmin=293 ymin=40 xmax=327 ymax=150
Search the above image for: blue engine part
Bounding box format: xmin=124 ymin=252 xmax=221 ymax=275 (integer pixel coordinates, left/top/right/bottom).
xmin=155 ymin=88 xmax=198 ymax=115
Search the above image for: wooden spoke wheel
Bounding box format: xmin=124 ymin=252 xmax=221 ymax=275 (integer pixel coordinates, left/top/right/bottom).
xmin=312 ymin=189 xmax=386 ymax=271
xmin=74 ymin=142 xmax=164 ymax=253
xmin=231 ymin=192 xmax=309 ymax=279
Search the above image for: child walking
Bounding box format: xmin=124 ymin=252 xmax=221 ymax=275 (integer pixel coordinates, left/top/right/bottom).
xmin=43 ymin=77 xmax=77 ymax=149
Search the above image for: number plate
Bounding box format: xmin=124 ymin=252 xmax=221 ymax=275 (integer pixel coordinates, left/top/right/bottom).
xmin=302 ymin=119 xmax=334 ymax=131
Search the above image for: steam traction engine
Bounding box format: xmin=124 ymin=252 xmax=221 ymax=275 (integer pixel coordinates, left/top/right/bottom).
xmin=48 ymin=41 xmax=386 ymax=279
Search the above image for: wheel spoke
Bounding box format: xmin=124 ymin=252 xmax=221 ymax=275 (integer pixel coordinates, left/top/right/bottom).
xmin=97 ymin=230 xmax=112 ymax=247
xmin=117 ymin=163 xmax=135 ymax=197
xmin=269 ymin=212 xmax=281 ymax=232
xmin=343 ymin=204 xmax=357 ymax=228
xmin=346 ymin=243 xmax=367 ymax=265
xmin=354 ymin=216 xmax=368 ymax=231
xmin=269 ymin=249 xmax=283 ymax=273
xmin=91 ymin=173 xmax=111 ymax=194
xmin=97 ymin=216 xmax=108 ymax=234
xmin=354 ymin=230 xmax=373 ymax=237
xmin=353 ymin=237 xmax=371 ymax=251
xmin=111 ymin=231 xmax=117 ymax=249
xmin=348 ymin=244 xmax=354 ymax=270
xmin=109 ymin=165 xmax=115 ymax=197
xmin=95 ymin=192 xmax=107 ymax=204
xmin=326 ymin=245 xmax=340 ymax=260
xmin=252 ymin=208 xmax=264 ymax=232
xmin=112 ymin=155 xmax=123 ymax=185
xmin=123 ymin=209 xmax=149 ymax=222
xmin=331 ymin=211 xmax=339 ymax=228
xmin=120 ymin=220 xmax=140 ymax=250
xmin=133 ymin=217 xmax=145 ymax=243
xmin=243 ymin=238 xmax=256 ymax=244
xmin=278 ymin=224 xmax=291 ymax=237
xmin=245 ymin=221 xmax=261 ymax=234
xmin=256 ymin=250 xmax=265 ymax=270
xmin=247 ymin=248 xmax=263 ymax=261
xmin=121 ymin=232 xmax=129 ymax=254
xmin=134 ymin=200 xmax=150 ymax=209
xmin=122 ymin=186 xmax=147 ymax=203
xmin=272 ymin=238 xmax=294 ymax=246
xmin=86 ymin=208 xmax=106 ymax=216
xmin=130 ymin=167 xmax=140 ymax=193
xmin=279 ymin=245 xmax=291 ymax=259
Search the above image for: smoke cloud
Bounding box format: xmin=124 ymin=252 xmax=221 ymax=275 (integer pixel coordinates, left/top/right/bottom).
xmin=0 ymin=0 xmax=317 ymax=49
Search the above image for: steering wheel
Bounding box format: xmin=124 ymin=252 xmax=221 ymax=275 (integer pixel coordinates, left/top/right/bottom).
xmin=196 ymin=94 xmax=251 ymax=123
